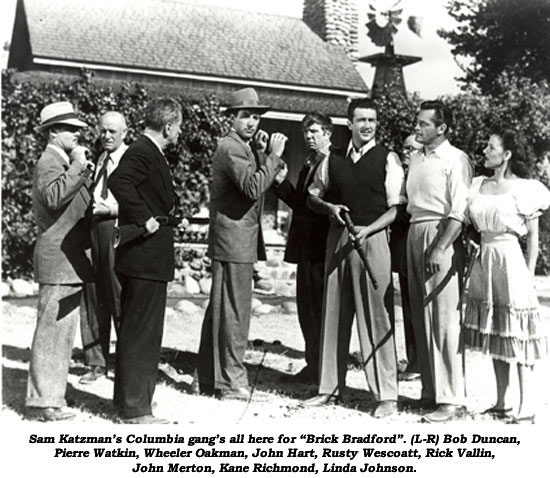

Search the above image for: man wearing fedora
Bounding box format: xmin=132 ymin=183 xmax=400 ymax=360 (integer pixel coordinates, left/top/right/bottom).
xmin=26 ymin=101 xmax=96 ymax=421
xmin=196 ymin=88 xmax=288 ymax=400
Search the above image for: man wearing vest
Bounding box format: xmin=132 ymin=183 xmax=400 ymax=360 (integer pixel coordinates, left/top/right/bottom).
xmin=79 ymin=112 xmax=128 ymax=384
xmin=406 ymin=101 xmax=472 ymax=422
xmin=272 ymin=112 xmax=332 ymax=384
xmin=304 ymin=97 xmax=405 ymax=418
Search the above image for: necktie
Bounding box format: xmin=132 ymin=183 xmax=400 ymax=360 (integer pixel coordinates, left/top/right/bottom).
xmin=95 ymin=154 xmax=110 ymax=199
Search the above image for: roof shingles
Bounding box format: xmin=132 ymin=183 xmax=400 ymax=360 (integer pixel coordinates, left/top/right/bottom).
xmin=24 ymin=0 xmax=366 ymax=92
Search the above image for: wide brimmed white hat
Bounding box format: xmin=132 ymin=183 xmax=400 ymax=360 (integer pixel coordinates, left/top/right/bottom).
xmin=36 ymin=101 xmax=88 ymax=132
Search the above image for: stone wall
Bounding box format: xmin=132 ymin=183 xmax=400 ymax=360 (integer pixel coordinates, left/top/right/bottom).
xmin=303 ymin=0 xmax=359 ymax=62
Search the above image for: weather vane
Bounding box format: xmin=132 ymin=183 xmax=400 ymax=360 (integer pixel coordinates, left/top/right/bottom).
xmin=366 ymin=0 xmax=422 ymax=49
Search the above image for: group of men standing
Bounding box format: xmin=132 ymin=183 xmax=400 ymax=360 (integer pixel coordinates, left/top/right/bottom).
xmin=25 ymin=87 xmax=471 ymax=424
xmin=26 ymin=98 xmax=183 ymax=423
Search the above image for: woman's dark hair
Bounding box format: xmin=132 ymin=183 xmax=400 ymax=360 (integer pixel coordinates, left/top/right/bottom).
xmin=493 ymin=129 xmax=531 ymax=178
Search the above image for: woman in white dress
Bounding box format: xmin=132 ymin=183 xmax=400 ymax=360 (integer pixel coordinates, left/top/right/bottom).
xmin=464 ymin=130 xmax=550 ymax=423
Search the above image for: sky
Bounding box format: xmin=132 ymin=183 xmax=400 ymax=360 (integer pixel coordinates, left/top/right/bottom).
xmin=0 ymin=0 xmax=464 ymax=98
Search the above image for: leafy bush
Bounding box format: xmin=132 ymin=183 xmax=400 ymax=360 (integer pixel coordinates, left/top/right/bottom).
xmin=2 ymin=69 xmax=549 ymax=277
xmin=2 ymin=69 xmax=229 ymax=279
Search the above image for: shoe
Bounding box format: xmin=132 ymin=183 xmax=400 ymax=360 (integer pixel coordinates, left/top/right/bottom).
xmin=422 ymin=404 xmax=466 ymax=423
xmin=398 ymin=371 xmax=421 ymax=381
xmin=281 ymin=367 xmax=318 ymax=385
xmin=482 ymin=406 xmax=513 ymax=419
xmin=301 ymin=394 xmax=340 ymax=407
xmin=221 ymin=387 xmax=251 ymax=401
xmin=120 ymin=414 xmax=171 ymax=424
xmin=79 ymin=366 xmax=106 ymax=384
xmin=372 ymin=400 xmax=397 ymax=419
xmin=25 ymin=407 xmax=75 ymax=422
xmin=506 ymin=415 xmax=536 ymax=424
xmin=402 ymin=397 xmax=436 ymax=411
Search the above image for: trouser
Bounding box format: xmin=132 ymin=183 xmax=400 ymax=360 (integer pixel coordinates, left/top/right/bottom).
xmin=318 ymin=226 xmax=398 ymax=401
xmin=407 ymin=220 xmax=465 ymax=405
xmin=197 ymin=260 xmax=254 ymax=391
xmin=26 ymin=283 xmax=94 ymax=408
xmin=398 ymin=270 xmax=416 ymax=365
xmin=114 ymin=275 xmax=167 ymax=419
xmin=82 ymin=217 xmax=121 ymax=368
xmin=296 ymin=252 xmax=325 ymax=378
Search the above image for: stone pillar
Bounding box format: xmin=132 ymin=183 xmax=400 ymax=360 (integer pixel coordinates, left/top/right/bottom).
xmin=303 ymin=0 xmax=359 ymax=62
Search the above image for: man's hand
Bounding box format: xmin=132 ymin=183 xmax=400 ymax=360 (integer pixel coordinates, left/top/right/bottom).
xmin=425 ymin=246 xmax=445 ymax=275
xmin=268 ymin=133 xmax=288 ymax=157
xmin=327 ymin=204 xmax=348 ymax=226
xmin=353 ymin=226 xmax=372 ymax=246
xmin=93 ymin=200 xmax=111 ymax=216
xmin=253 ymin=130 xmax=269 ymax=153
xmin=274 ymin=163 xmax=288 ymax=185
xmin=144 ymin=216 xmax=160 ymax=235
xmin=70 ymin=146 xmax=93 ymax=170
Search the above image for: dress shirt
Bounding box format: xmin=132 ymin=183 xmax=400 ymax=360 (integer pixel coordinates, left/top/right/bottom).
xmin=406 ymin=139 xmax=472 ymax=223
xmin=93 ymin=143 xmax=128 ymax=216
xmin=308 ymin=139 xmax=406 ymax=208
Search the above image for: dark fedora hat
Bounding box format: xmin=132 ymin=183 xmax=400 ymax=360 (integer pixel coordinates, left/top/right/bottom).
xmin=225 ymin=88 xmax=270 ymax=115
xmin=36 ymin=101 xmax=88 ymax=132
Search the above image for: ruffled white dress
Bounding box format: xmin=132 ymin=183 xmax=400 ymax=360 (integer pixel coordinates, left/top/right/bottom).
xmin=463 ymin=176 xmax=550 ymax=364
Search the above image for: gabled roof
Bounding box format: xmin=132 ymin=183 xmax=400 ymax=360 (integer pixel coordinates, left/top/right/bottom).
xmin=19 ymin=0 xmax=366 ymax=93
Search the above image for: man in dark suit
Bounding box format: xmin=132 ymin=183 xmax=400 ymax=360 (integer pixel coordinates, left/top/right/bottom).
xmin=272 ymin=112 xmax=332 ymax=384
xmin=196 ymin=88 xmax=287 ymax=400
xmin=26 ymin=101 xmax=96 ymax=421
xmin=79 ymin=111 xmax=128 ymax=384
xmin=108 ymin=97 xmax=182 ymax=424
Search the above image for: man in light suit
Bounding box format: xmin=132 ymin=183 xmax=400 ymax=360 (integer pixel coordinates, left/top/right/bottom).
xmin=196 ymin=88 xmax=287 ymax=400
xmin=79 ymin=112 xmax=128 ymax=384
xmin=272 ymin=112 xmax=332 ymax=385
xmin=26 ymin=101 xmax=96 ymax=421
xmin=108 ymin=98 xmax=181 ymax=424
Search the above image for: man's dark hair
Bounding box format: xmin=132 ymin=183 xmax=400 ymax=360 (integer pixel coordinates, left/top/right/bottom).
xmin=145 ymin=97 xmax=182 ymax=131
xmin=419 ymin=100 xmax=453 ymax=132
xmin=302 ymin=111 xmax=333 ymax=134
xmin=347 ymin=97 xmax=378 ymax=121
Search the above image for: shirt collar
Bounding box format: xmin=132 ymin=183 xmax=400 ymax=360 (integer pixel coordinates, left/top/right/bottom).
xmin=104 ymin=143 xmax=128 ymax=166
xmin=307 ymin=143 xmax=331 ymax=167
xmin=144 ymin=133 xmax=164 ymax=155
xmin=47 ymin=144 xmax=70 ymax=165
xmin=346 ymin=138 xmax=376 ymax=158
xmin=423 ymin=139 xmax=451 ymax=158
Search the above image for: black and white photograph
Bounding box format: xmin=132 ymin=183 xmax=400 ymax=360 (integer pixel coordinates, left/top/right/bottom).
xmin=1 ymin=0 xmax=550 ymax=476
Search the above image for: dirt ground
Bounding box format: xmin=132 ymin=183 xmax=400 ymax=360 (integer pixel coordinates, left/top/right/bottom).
xmin=2 ymin=276 xmax=550 ymax=426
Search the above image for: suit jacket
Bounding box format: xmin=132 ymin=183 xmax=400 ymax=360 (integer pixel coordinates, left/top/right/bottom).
xmin=273 ymin=152 xmax=329 ymax=264
xmin=32 ymin=145 xmax=94 ymax=284
xmin=108 ymin=135 xmax=175 ymax=281
xmin=208 ymin=130 xmax=284 ymax=263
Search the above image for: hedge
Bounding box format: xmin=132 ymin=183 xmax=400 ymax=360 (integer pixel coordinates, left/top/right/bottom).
xmin=2 ymin=69 xmax=550 ymax=278
xmin=1 ymin=69 xmax=230 ymax=278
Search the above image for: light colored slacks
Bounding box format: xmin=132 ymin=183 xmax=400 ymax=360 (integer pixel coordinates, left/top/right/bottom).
xmin=26 ymin=283 xmax=94 ymax=408
xmin=318 ymin=226 xmax=397 ymax=401
xmin=197 ymin=260 xmax=254 ymax=391
xmin=407 ymin=220 xmax=465 ymax=405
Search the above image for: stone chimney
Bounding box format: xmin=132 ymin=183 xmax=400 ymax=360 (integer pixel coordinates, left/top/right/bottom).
xmin=303 ymin=0 xmax=359 ymax=62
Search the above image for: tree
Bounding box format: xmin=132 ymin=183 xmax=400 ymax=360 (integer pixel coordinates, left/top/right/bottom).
xmin=439 ymin=0 xmax=550 ymax=93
